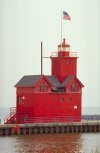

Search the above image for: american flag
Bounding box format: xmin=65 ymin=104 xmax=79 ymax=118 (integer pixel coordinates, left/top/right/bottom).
xmin=63 ymin=11 xmax=71 ymax=20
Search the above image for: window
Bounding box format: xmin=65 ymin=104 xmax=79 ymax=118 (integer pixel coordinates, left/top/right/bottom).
xmin=46 ymin=86 xmax=48 ymax=92
xmin=60 ymin=97 xmax=65 ymax=102
xmin=70 ymin=83 xmax=78 ymax=92
xmin=18 ymin=96 xmax=22 ymax=105
xmin=72 ymin=83 xmax=75 ymax=87
xmin=40 ymin=82 xmax=46 ymax=92
xmin=56 ymin=86 xmax=66 ymax=92
xmin=77 ymin=86 xmax=79 ymax=92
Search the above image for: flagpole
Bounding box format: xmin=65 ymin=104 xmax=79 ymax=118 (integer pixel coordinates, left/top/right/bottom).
xmin=61 ymin=9 xmax=63 ymax=50
xmin=61 ymin=10 xmax=63 ymax=43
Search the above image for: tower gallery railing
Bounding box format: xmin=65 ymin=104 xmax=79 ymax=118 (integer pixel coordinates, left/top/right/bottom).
xmin=51 ymin=52 xmax=77 ymax=57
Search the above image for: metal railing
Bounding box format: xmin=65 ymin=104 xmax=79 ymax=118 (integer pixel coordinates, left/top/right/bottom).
xmin=24 ymin=116 xmax=81 ymax=123
xmin=4 ymin=107 xmax=16 ymax=124
xmin=51 ymin=52 xmax=58 ymax=57
xmin=50 ymin=52 xmax=77 ymax=57
xmin=82 ymin=115 xmax=100 ymax=121
xmin=24 ymin=115 xmax=100 ymax=124
xmin=69 ymin=52 xmax=77 ymax=57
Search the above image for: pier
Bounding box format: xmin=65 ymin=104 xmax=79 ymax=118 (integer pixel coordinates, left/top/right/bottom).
xmin=0 ymin=120 xmax=100 ymax=136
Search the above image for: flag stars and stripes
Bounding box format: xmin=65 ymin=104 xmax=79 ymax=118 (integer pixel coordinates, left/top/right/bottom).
xmin=63 ymin=11 xmax=71 ymax=20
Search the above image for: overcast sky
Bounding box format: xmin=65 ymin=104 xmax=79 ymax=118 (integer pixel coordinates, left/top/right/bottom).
xmin=0 ymin=0 xmax=100 ymax=107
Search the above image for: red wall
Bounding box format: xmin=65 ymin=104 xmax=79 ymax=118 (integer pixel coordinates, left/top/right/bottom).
xmin=16 ymin=90 xmax=82 ymax=123
xmin=51 ymin=57 xmax=77 ymax=82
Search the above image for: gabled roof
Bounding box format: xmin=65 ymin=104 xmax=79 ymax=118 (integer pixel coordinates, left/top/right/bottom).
xmin=15 ymin=74 xmax=84 ymax=88
xmin=62 ymin=75 xmax=74 ymax=85
xmin=62 ymin=75 xmax=84 ymax=87
xmin=46 ymin=75 xmax=61 ymax=87
xmin=14 ymin=75 xmax=42 ymax=87
xmin=15 ymin=75 xmax=61 ymax=87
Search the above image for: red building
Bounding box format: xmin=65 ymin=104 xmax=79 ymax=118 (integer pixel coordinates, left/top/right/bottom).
xmin=5 ymin=38 xmax=84 ymax=124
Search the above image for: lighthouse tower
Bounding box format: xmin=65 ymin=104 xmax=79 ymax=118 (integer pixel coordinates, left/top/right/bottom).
xmin=51 ymin=38 xmax=77 ymax=82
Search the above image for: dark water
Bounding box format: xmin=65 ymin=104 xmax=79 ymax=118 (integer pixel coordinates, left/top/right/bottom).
xmin=0 ymin=133 xmax=100 ymax=153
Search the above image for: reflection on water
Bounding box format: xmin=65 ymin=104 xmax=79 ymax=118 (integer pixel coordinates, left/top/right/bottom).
xmin=0 ymin=133 xmax=100 ymax=153
xmin=15 ymin=134 xmax=82 ymax=153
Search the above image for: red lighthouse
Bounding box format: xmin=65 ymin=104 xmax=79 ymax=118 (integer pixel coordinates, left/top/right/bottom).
xmin=51 ymin=38 xmax=77 ymax=82
xmin=4 ymin=38 xmax=84 ymax=124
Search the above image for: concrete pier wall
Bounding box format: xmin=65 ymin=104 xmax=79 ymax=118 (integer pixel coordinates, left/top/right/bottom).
xmin=0 ymin=121 xmax=100 ymax=136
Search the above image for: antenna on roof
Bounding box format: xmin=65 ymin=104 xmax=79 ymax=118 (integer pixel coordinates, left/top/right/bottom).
xmin=41 ymin=41 xmax=43 ymax=75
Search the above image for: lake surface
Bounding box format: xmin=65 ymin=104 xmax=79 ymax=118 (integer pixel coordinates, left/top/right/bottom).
xmin=0 ymin=133 xmax=100 ymax=153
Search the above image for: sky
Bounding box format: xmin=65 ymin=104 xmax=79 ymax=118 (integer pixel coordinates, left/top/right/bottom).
xmin=0 ymin=0 xmax=100 ymax=108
